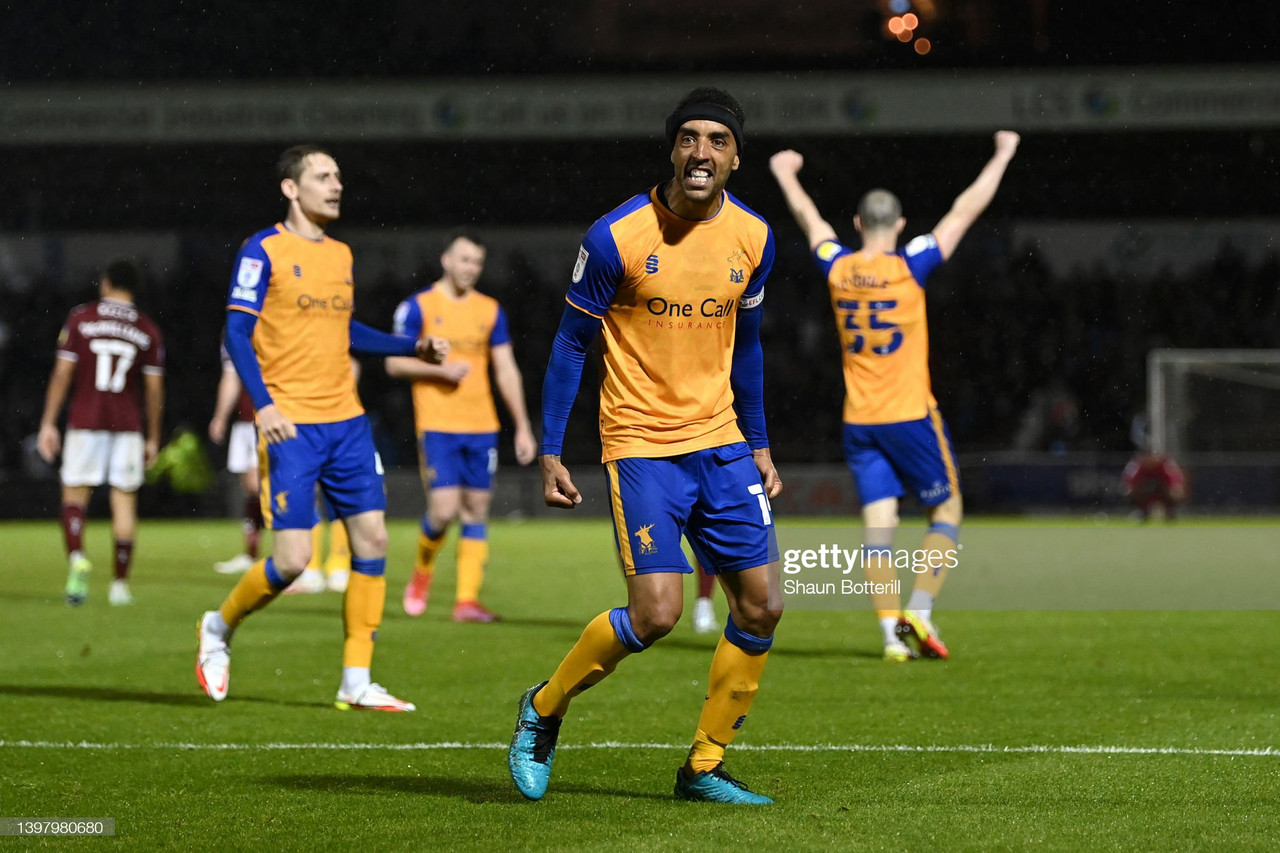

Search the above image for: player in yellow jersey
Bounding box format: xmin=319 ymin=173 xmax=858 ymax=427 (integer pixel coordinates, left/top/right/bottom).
xmin=195 ymin=144 xmax=447 ymax=711
xmin=387 ymin=229 xmax=537 ymax=622
xmin=509 ymin=88 xmax=782 ymax=805
xmin=770 ymin=131 xmax=1020 ymax=662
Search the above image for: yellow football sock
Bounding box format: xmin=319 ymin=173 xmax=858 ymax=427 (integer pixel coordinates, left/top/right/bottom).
xmin=415 ymin=529 xmax=445 ymax=581
xmin=308 ymin=523 xmax=324 ymax=570
xmin=455 ymin=537 xmax=488 ymax=603
xmin=687 ymin=635 xmax=770 ymax=773
xmin=342 ymin=570 xmax=385 ymax=669
xmin=863 ymin=545 xmax=900 ymax=621
xmin=325 ymin=521 xmax=351 ymax=573
xmin=218 ymin=559 xmax=282 ymax=629
xmin=913 ymin=527 xmax=958 ymax=598
xmin=533 ymin=611 xmax=631 ymax=718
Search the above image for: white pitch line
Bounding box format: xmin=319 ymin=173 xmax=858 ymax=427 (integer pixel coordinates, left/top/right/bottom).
xmin=0 ymin=740 xmax=1275 ymax=757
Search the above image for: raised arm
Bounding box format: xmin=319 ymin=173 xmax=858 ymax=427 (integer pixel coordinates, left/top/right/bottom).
xmin=931 ymin=130 xmax=1020 ymax=260
xmin=769 ymin=149 xmax=838 ymax=250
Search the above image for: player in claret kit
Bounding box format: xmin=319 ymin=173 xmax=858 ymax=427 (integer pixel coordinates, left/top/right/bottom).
xmin=195 ymin=144 xmax=447 ymax=712
xmin=508 ymin=88 xmax=782 ymax=805
xmin=770 ymin=131 xmax=1020 ymax=662
xmin=37 ymin=259 xmax=165 ymax=608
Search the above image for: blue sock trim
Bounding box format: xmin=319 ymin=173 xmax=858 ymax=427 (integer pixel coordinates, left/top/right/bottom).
xmin=351 ymin=557 xmax=386 ymax=577
xmin=928 ymin=522 xmax=959 ymax=543
xmin=724 ymin=614 xmax=773 ymax=653
xmin=420 ymin=518 xmax=444 ymax=540
xmin=263 ymin=557 xmax=287 ymax=591
xmin=608 ymin=606 xmax=648 ymax=653
xmin=461 ymin=523 xmax=486 ymax=539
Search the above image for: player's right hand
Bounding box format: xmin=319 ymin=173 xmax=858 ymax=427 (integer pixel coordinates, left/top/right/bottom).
xmin=208 ymin=418 xmax=226 ymax=444
xmin=994 ymin=130 xmax=1020 ymax=157
xmin=255 ymin=404 xmax=297 ymax=445
xmin=439 ymin=362 xmax=471 ymax=384
xmin=36 ymin=424 xmax=60 ymax=463
xmin=769 ymin=150 xmax=804 ymax=178
xmin=416 ymin=335 xmax=450 ymax=365
xmin=540 ymin=454 xmax=582 ymax=509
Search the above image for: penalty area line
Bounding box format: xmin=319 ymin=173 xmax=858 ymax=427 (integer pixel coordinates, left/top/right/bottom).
xmin=0 ymin=740 xmax=1275 ymax=758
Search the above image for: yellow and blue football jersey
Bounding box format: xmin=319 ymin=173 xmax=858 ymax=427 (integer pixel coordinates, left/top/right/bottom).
xmin=392 ymin=286 xmax=508 ymax=434
xmin=566 ymin=186 xmax=774 ymax=462
xmin=812 ymin=235 xmax=943 ymax=425
xmin=226 ymin=224 xmax=362 ymax=425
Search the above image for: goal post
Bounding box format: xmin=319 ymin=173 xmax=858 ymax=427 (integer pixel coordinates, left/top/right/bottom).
xmin=1147 ymin=349 xmax=1280 ymax=456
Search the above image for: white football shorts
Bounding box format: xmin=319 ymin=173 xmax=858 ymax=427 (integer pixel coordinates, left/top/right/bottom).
xmin=61 ymin=429 xmax=145 ymax=491
xmin=226 ymin=421 xmax=258 ymax=474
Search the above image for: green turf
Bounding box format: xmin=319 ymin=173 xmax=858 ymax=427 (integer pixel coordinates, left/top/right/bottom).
xmin=1 ymin=517 xmax=1277 ymax=851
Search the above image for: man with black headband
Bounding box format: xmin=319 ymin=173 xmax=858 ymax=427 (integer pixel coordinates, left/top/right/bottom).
xmin=509 ymin=87 xmax=782 ymax=804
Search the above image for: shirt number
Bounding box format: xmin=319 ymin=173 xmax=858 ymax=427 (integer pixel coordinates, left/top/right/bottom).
xmin=836 ymin=299 xmax=903 ymax=356
xmin=88 ymin=339 xmax=137 ymax=393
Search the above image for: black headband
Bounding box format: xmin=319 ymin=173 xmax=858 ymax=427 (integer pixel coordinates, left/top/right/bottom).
xmin=664 ymin=103 xmax=744 ymax=153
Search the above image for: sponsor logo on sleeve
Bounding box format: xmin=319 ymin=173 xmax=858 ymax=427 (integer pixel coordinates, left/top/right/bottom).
xmin=817 ymin=241 xmax=842 ymax=262
xmin=904 ymin=234 xmax=937 ymax=257
xmin=236 ymin=257 xmax=264 ymax=288
xmin=572 ymin=246 xmax=589 ymax=284
xmin=738 ymin=288 xmax=765 ymax=310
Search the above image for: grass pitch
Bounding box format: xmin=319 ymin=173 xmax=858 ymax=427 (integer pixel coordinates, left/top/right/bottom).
xmin=1 ymin=517 xmax=1277 ymax=851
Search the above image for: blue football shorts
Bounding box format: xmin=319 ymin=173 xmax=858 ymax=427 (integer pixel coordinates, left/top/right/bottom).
xmin=841 ymin=407 xmax=960 ymax=507
xmin=419 ymin=431 xmax=499 ymax=490
xmin=259 ymin=415 xmax=387 ymax=529
xmin=604 ymin=442 xmax=779 ymax=576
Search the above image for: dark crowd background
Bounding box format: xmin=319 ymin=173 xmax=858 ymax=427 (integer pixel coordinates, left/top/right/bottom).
xmin=0 ymin=1 xmax=1276 ymax=476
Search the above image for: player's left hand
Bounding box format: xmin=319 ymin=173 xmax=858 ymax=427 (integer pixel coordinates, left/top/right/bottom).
xmin=416 ymin=335 xmax=449 ymax=365
xmin=513 ymin=427 xmax=537 ymax=466
xmin=769 ymin=149 xmax=804 ymax=179
xmin=753 ymin=447 xmax=783 ymax=499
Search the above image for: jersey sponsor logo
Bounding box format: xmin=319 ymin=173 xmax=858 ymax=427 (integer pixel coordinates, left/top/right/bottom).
xmin=633 ymin=523 xmax=657 ymax=555
xmin=738 ymin=288 xmax=764 ymax=310
xmin=572 ymin=246 xmax=589 ymax=283
xmin=231 ymin=286 xmax=259 ymax=302
xmin=646 ymin=296 xmax=736 ymax=318
xmin=295 ymin=293 xmax=354 ymax=312
xmin=904 ymin=234 xmax=937 ymax=257
xmin=237 ymin=257 xmax=264 ymax=288
xmin=645 ymin=254 xmax=659 ymax=274
xmin=817 ymin=241 xmax=842 ymax=262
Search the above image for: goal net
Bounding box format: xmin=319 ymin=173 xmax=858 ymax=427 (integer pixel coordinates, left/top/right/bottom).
xmin=1147 ymin=349 xmax=1280 ymax=455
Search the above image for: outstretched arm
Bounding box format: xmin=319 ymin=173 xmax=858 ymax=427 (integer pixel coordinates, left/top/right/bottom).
xmin=769 ymin=150 xmax=838 ymax=250
xmin=931 ymin=130 xmax=1020 ymax=260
